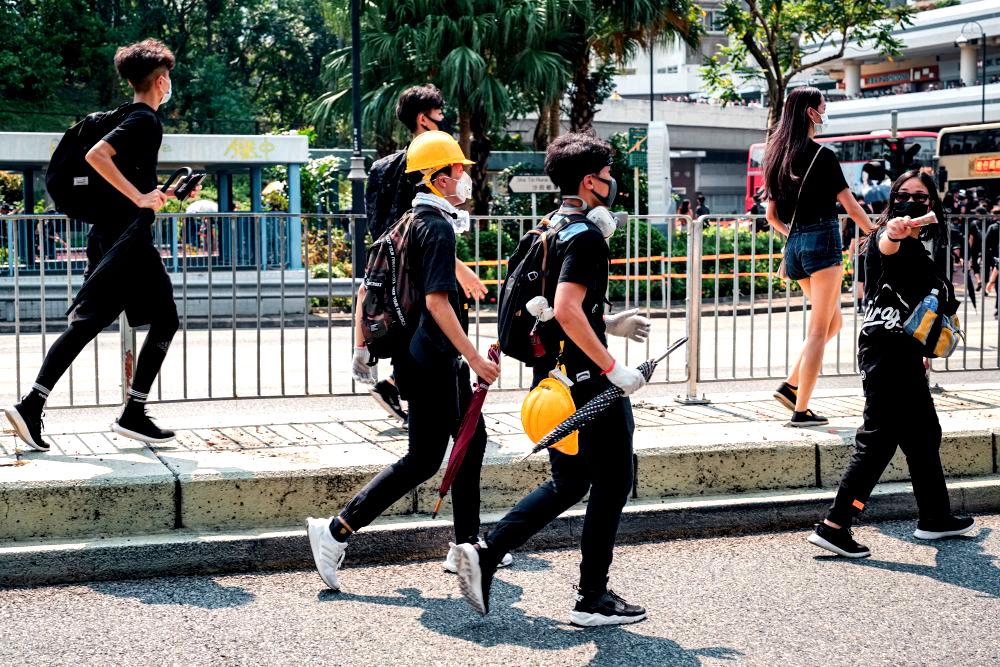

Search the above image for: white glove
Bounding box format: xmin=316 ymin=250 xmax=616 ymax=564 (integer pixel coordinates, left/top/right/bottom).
xmin=352 ymin=346 xmax=378 ymax=385
xmin=605 ymin=308 xmax=651 ymax=343
xmin=605 ymin=360 xmax=646 ymax=396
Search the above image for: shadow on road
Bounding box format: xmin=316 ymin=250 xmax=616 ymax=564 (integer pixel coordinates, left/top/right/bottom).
xmin=89 ymin=576 xmax=256 ymax=609
xmin=320 ymin=557 xmax=742 ymax=666
xmin=824 ymin=524 xmax=999 ymax=599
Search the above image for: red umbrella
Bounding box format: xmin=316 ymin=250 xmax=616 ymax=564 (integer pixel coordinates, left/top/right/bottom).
xmin=432 ymin=342 xmax=501 ymax=518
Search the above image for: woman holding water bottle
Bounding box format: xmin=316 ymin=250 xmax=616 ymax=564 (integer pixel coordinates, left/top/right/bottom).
xmin=807 ymin=170 xmax=976 ymax=558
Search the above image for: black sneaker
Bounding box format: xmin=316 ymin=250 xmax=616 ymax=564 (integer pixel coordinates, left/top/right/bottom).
xmin=454 ymin=542 xmax=498 ymax=616
xmin=914 ymin=515 xmax=976 ymax=540
xmin=112 ymin=403 xmax=176 ymax=443
xmin=773 ymin=382 xmax=798 ymax=411
xmin=370 ymin=380 xmax=407 ymax=422
xmin=3 ymin=399 xmax=51 ymax=451
xmin=807 ymin=522 xmax=871 ymax=558
xmin=787 ymin=409 xmax=828 ymax=427
xmin=570 ymin=588 xmax=647 ymax=627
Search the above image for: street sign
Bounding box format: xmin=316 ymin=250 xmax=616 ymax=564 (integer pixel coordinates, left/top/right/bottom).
xmin=627 ymin=127 xmax=648 ymax=168
xmin=508 ymin=175 xmax=558 ymax=193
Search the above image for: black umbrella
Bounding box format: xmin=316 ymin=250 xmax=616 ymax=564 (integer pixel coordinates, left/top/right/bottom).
xmin=966 ymin=264 xmax=977 ymax=311
xmin=518 ymin=337 xmax=688 ymax=462
xmin=67 ymin=168 xmax=203 ymax=315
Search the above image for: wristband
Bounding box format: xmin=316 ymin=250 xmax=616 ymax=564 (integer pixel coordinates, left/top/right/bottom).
xmin=886 ymin=235 xmax=904 ymax=243
xmin=601 ymin=360 xmax=616 ymax=375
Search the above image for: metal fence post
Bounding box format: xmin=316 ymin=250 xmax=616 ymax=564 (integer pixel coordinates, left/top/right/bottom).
xmin=677 ymin=215 xmax=708 ymax=404
xmin=121 ymin=314 xmax=135 ymax=403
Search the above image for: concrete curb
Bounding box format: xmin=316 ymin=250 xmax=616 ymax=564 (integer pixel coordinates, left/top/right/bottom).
xmin=2 ymin=474 xmax=997 ymax=588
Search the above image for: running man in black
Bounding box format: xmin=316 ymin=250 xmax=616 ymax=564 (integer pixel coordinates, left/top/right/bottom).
xmin=306 ymin=131 xmax=503 ymax=592
xmin=4 ymin=40 xmax=179 ymax=450
xmin=453 ymin=134 xmax=650 ymax=627
xmin=807 ymin=170 xmax=976 ymax=558
xmin=361 ymin=84 xmax=487 ymax=425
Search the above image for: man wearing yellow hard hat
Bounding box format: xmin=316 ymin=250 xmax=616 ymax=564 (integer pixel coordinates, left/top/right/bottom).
xmin=453 ymin=133 xmax=650 ymax=627
xmin=307 ymin=130 xmax=509 ymax=591
xmin=361 ymin=85 xmax=488 ymax=427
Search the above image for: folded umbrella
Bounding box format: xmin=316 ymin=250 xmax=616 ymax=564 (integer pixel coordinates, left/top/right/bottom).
xmin=432 ymin=342 xmax=501 ymax=518
xmin=518 ymin=337 xmax=688 ymax=462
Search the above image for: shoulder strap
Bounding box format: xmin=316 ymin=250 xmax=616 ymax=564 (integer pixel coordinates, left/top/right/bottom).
xmin=789 ymin=145 xmax=824 ymax=233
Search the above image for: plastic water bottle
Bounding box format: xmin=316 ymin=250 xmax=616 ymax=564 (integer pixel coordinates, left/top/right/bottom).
xmin=905 ymin=288 xmax=939 ymax=343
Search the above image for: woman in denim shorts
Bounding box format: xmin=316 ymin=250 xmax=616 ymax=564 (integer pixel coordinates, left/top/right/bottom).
xmin=763 ymin=88 xmax=874 ymax=427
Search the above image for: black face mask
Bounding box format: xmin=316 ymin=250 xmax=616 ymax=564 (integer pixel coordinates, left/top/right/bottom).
xmin=890 ymin=199 xmax=929 ymax=219
xmin=593 ymin=175 xmax=617 ymax=207
xmin=429 ymin=115 xmax=453 ymax=135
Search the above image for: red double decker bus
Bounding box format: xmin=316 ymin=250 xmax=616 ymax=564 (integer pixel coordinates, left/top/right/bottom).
xmin=745 ymin=131 xmax=938 ymax=211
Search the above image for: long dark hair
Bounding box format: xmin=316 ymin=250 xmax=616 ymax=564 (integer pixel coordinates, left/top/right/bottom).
xmin=762 ymin=87 xmax=823 ymax=202
xmin=861 ymin=169 xmax=945 ymax=252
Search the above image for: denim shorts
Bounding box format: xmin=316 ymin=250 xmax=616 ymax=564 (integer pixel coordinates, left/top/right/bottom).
xmin=783 ymin=219 xmax=842 ymax=281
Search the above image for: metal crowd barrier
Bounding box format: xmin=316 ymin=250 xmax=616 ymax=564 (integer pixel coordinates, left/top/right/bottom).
xmin=0 ymin=212 xmax=997 ymax=408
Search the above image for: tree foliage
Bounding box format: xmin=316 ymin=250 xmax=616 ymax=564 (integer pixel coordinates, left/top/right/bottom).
xmin=701 ymin=0 xmax=914 ymax=128
xmin=0 ymin=0 xmax=341 ymax=133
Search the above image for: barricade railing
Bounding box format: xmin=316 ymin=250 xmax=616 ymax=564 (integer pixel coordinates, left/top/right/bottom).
xmin=1 ymin=211 xmax=997 ymax=408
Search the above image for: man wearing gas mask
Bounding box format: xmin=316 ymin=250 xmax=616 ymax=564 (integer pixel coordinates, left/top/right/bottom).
xmin=453 ymin=133 xmax=650 ymax=627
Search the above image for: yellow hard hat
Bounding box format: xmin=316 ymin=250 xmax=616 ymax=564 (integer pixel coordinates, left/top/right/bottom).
xmin=405 ymin=130 xmax=474 ymax=174
xmin=521 ymin=378 xmax=579 ymax=456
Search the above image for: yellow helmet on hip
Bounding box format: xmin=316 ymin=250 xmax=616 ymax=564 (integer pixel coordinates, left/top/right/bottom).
xmin=521 ymin=378 xmax=579 ymax=456
xmin=405 ymin=130 xmax=474 ymax=195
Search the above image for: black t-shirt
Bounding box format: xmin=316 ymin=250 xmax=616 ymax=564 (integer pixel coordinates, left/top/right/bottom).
xmin=775 ymin=141 xmax=848 ymax=228
xmin=858 ymin=227 xmax=953 ymax=388
xmin=405 ymin=206 xmax=461 ymax=368
xmin=100 ymin=103 xmax=163 ymax=233
xmin=549 ymin=212 xmax=609 ymax=380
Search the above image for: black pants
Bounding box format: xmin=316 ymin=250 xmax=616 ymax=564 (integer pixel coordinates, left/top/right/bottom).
xmin=340 ymin=356 xmax=488 ymax=543
xmin=827 ymin=354 xmax=951 ymax=527
xmin=35 ymin=229 xmax=178 ymax=397
xmin=486 ymin=374 xmax=635 ymax=592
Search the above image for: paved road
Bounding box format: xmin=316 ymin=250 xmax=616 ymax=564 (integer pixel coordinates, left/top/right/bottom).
xmin=1 ymin=515 xmax=996 ymax=666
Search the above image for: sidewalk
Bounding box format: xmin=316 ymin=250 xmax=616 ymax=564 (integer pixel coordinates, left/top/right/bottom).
xmin=2 ymin=382 xmax=998 ymax=585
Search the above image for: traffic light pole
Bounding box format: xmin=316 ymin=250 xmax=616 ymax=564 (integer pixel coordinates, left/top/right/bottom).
xmin=349 ymin=0 xmax=367 ymax=277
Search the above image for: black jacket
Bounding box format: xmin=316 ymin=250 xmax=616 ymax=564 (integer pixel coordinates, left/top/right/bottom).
xmin=365 ymin=148 xmax=414 ymax=240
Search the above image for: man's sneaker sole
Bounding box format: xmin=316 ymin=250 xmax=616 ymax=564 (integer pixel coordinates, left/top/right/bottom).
xmin=454 ymin=543 xmax=487 ymax=615
xmin=444 ymin=550 xmax=512 ymax=573
xmin=3 ymin=406 xmax=50 ymax=451
xmin=368 ymin=387 xmax=406 ymax=422
xmin=110 ymin=422 xmax=175 ymax=444
xmin=807 ymin=532 xmax=871 ymax=558
xmin=914 ymin=521 xmax=976 ymax=540
xmin=569 ymin=610 xmax=647 ymax=627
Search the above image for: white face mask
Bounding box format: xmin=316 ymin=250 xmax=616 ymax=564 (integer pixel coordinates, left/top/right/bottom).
xmin=812 ymin=109 xmax=829 ymax=131
xmin=160 ymin=78 xmax=173 ymax=107
xmin=453 ymin=209 xmax=471 ymax=234
xmin=448 ymin=172 xmax=473 ymax=204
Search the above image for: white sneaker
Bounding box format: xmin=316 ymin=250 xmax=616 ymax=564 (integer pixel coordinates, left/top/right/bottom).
xmin=443 ymin=538 xmax=512 ymax=573
xmin=306 ymin=516 xmax=347 ymax=591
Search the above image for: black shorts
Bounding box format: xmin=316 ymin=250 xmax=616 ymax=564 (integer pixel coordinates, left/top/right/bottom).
xmin=69 ymin=227 xmax=176 ymax=328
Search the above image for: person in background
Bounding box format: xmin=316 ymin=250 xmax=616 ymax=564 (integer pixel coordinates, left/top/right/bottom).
xmin=694 ymin=191 xmax=710 ymax=217
xmin=763 ymin=87 xmax=874 ymax=427
xmin=363 ymin=84 xmax=487 ymax=426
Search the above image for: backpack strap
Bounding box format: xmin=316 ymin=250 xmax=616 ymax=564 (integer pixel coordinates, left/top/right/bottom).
xmin=538 ymin=211 xmax=590 ymax=298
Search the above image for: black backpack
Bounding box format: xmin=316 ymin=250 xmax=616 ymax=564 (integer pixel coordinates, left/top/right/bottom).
xmin=359 ymin=207 xmax=423 ymax=360
xmin=45 ymin=103 xmax=138 ymax=222
xmin=497 ymin=211 xmax=592 ymax=365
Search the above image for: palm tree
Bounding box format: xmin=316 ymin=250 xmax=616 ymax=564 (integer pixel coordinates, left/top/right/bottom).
xmin=311 ymin=0 xmax=571 ymax=213
xmin=564 ymin=0 xmax=704 ymax=133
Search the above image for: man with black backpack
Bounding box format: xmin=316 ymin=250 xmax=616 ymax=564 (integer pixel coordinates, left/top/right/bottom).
xmin=307 ymin=130 xmax=505 ymax=591
xmin=4 ymin=39 xmax=178 ymax=451
xmin=361 ymin=84 xmax=487 ymax=426
xmin=453 ymin=133 xmax=651 ymax=627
